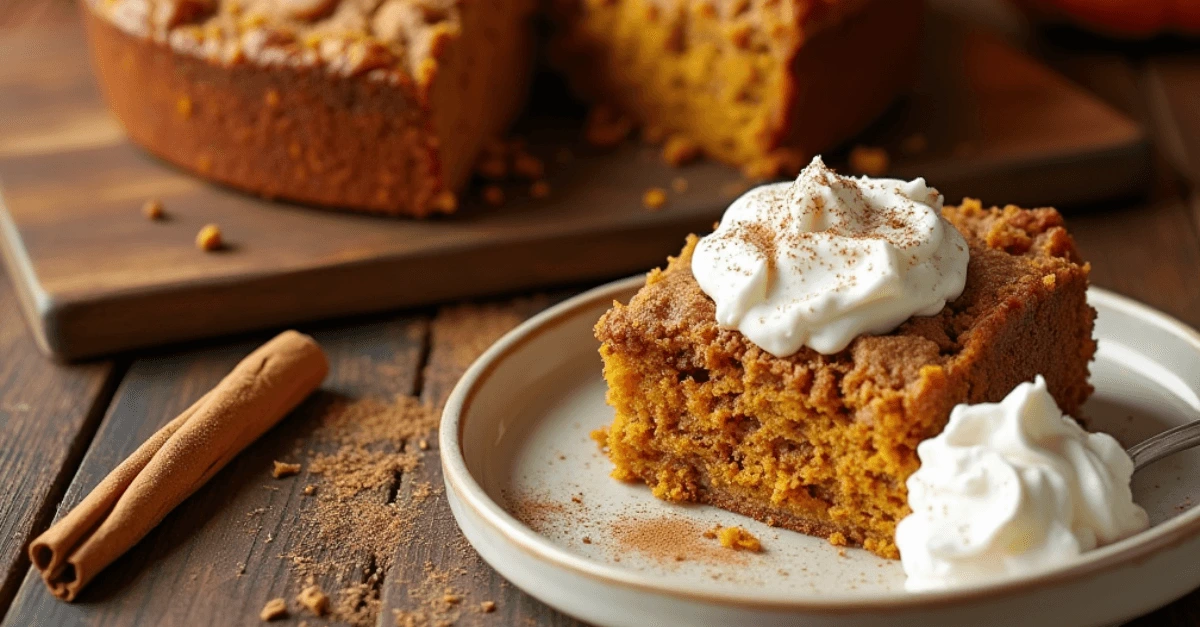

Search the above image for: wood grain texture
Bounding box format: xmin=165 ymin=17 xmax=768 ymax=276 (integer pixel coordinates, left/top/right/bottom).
xmin=1143 ymin=56 xmax=1200 ymax=237
xmin=1027 ymin=33 xmax=1200 ymax=331
xmin=0 ymin=15 xmax=1149 ymax=360
xmin=1144 ymin=57 xmax=1200 ymax=177
xmin=2 ymin=314 xmax=429 ymax=626
xmin=0 ymin=266 xmax=119 ymax=622
xmin=380 ymin=296 xmax=588 ymax=627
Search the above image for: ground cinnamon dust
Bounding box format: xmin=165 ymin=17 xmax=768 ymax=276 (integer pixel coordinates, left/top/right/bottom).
xmin=268 ymin=303 xmax=545 ymax=625
xmin=611 ymin=517 xmax=753 ymax=566
xmin=392 ymin=564 xmax=470 ymax=627
xmin=281 ymin=395 xmax=438 ymax=626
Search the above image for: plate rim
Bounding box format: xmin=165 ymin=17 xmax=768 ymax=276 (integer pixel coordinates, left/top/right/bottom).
xmin=440 ymin=275 xmax=1200 ymax=612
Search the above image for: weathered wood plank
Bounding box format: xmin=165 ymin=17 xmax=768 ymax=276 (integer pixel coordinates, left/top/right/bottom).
xmin=1021 ymin=31 xmax=1200 ymax=330
xmin=2 ymin=315 xmax=429 ymax=626
xmin=1069 ymin=171 xmax=1200 ymax=330
xmin=1143 ymin=58 xmax=1200 ymax=191
xmin=0 ymin=20 xmax=121 ymax=618
xmin=380 ymin=295 xmax=588 ymax=627
xmin=0 ymin=268 xmax=119 ymax=621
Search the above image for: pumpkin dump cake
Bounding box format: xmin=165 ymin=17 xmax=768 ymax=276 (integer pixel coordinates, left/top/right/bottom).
xmin=548 ymin=0 xmax=924 ymax=177
xmin=594 ymin=158 xmax=1095 ymax=558
xmin=84 ymin=0 xmax=923 ymax=214
xmin=82 ymin=0 xmax=536 ymax=217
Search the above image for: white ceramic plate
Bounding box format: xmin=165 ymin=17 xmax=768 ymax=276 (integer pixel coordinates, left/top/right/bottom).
xmin=440 ymin=276 xmax=1200 ymax=627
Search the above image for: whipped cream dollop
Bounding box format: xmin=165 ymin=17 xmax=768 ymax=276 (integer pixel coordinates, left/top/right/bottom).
xmin=691 ymin=156 xmax=968 ymax=356
xmin=895 ymin=376 xmax=1149 ymax=592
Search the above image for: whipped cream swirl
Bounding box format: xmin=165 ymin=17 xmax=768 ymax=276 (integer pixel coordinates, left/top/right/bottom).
xmin=691 ymin=156 xmax=968 ymax=356
xmin=896 ymin=376 xmax=1150 ymax=592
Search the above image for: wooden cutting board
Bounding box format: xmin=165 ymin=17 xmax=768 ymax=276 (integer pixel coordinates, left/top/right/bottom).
xmin=0 ymin=15 xmax=1148 ymax=361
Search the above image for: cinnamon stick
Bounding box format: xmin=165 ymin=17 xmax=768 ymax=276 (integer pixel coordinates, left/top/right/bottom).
xmin=29 ymin=330 xmax=329 ymax=601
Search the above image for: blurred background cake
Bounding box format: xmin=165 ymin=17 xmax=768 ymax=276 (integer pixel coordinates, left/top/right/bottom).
xmin=548 ymin=0 xmax=923 ymax=179
xmin=83 ymin=0 xmax=537 ymax=217
xmin=82 ymin=0 xmax=923 ymax=216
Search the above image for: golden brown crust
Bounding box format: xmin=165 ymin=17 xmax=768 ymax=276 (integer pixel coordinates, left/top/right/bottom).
xmin=594 ymin=199 xmax=1096 ymax=558
xmin=83 ymin=0 xmax=535 ymax=216
xmin=548 ymin=0 xmax=923 ymax=175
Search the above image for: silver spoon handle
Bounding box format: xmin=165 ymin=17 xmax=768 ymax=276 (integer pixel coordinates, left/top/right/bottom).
xmin=1127 ymin=420 xmax=1200 ymax=473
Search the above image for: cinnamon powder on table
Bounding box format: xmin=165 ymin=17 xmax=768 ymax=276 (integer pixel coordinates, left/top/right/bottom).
xmin=281 ymin=395 xmax=438 ymax=627
xmin=391 ymin=563 xmax=474 ymax=627
xmin=276 ymin=303 xmax=536 ymax=626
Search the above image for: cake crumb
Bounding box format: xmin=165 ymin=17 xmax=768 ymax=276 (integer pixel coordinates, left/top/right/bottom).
xmin=418 ymin=439 xmax=429 ymax=450
xmin=530 ymin=180 xmax=551 ymax=199
xmin=716 ymin=526 xmax=762 ymax=552
xmin=302 ymin=484 xmax=316 ymax=496
xmin=272 ymin=461 xmax=301 ymax=478
xmin=415 ymin=58 xmax=438 ymax=88
xmin=196 ymin=224 xmax=223 ymax=251
xmin=142 ymin=199 xmax=165 ymax=220
xmin=641 ymin=124 xmax=668 ymax=145
xmin=176 ymin=95 xmax=193 ymax=119
xmin=482 ymin=185 xmax=505 ymax=206
xmin=849 ymin=145 xmax=889 ymax=176
xmin=431 ymin=190 xmax=458 ymax=213
xmin=1043 ymin=274 xmax=1056 ymax=288
xmin=828 ymin=531 xmax=848 ymax=547
xmin=443 ymin=593 xmax=461 ymax=604
xmin=477 ymin=156 xmax=507 ymax=180
xmin=702 ymin=524 xmax=720 ymax=539
xmin=585 ymin=105 xmax=634 ymax=148
xmin=480 ymin=601 xmax=496 ymax=613
xmin=671 ymin=177 xmax=688 ymax=193
xmin=297 ymin=585 xmax=330 ymax=616
xmin=513 ymin=153 xmax=545 ymax=179
xmin=590 ymin=427 xmax=609 ymax=452
xmin=662 ymin=135 xmax=700 ymax=166
xmin=901 ymin=133 xmax=927 ymax=154
xmin=260 ymin=598 xmax=288 ymax=621
xmin=642 ymin=188 xmax=668 ymax=211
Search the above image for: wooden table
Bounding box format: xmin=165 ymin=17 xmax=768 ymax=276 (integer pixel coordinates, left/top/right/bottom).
xmin=2 ymin=2 xmax=1200 ymax=625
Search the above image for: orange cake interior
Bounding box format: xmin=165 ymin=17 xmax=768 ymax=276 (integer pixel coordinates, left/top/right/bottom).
xmin=594 ymin=200 xmax=1096 ymax=557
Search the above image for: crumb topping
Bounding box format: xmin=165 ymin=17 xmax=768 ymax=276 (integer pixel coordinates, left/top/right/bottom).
xmin=598 ymin=198 xmax=1088 ymax=400
xmin=89 ymin=0 xmax=534 ymax=83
